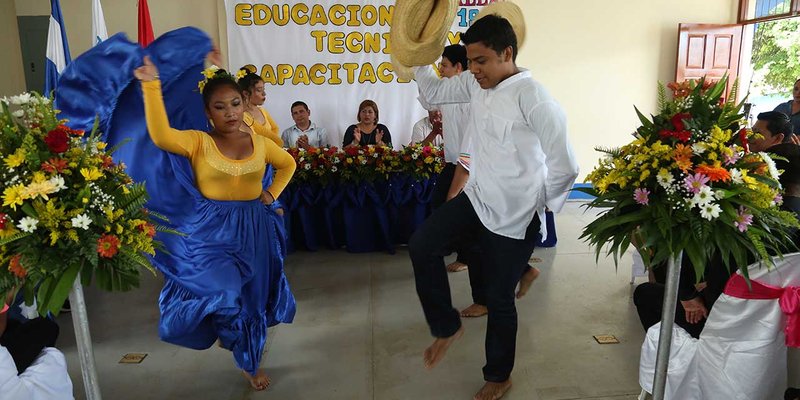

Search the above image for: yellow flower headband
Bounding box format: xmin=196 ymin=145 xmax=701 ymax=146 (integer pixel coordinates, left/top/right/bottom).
xmin=197 ymin=65 xmax=238 ymax=94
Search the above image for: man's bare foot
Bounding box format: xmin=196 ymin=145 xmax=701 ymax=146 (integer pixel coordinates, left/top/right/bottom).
xmin=242 ymin=369 xmax=271 ymax=391
xmin=516 ymin=267 xmax=540 ymax=299
xmin=460 ymin=303 xmax=488 ymax=318
xmin=446 ymin=261 xmax=468 ymax=272
xmin=474 ymin=380 xmax=512 ymax=400
xmin=423 ymin=325 xmax=464 ymax=369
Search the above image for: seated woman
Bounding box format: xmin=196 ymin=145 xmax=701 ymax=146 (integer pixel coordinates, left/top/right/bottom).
xmin=342 ymin=100 xmax=392 ymax=148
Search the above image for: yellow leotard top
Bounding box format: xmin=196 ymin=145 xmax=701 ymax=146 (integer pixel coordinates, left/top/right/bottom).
xmin=142 ymin=80 xmax=295 ymax=201
xmin=244 ymin=107 xmax=282 ymax=147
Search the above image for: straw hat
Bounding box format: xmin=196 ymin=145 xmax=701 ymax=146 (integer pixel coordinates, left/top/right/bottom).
xmin=390 ymin=0 xmax=458 ymax=67
xmin=474 ymin=1 xmax=526 ymax=49
xmin=390 ymin=53 xmax=416 ymax=81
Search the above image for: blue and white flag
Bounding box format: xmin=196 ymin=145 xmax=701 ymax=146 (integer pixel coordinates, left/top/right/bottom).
xmin=92 ymin=0 xmax=108 ymax=46
xmin=44 ymin=0 xmax=72 ymax=95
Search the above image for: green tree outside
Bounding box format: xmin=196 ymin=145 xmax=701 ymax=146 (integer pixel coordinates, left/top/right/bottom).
xmin=751 ymin=18 xmax=800 ymax=96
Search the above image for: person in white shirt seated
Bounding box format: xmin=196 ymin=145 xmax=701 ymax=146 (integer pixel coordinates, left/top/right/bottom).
xmin=0 ymin=290 xmax=72 ymax=399
xmin=409 ymin=110 xmax=444 ymax=146
xmin=280 ymin=101 xmax=329 ymax=149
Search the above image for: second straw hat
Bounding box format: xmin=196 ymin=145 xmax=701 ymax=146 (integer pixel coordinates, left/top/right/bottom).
xmin=390 ymin=0 xmax=458 ymax=67
xmin=474 ymin=1 xmax=526 ymax=49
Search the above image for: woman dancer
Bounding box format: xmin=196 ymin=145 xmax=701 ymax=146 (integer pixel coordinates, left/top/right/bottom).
xmin=239 ymin=68 xmax=282 ymax=146
xmin=134 ymin=55 xmax=296 ymax=391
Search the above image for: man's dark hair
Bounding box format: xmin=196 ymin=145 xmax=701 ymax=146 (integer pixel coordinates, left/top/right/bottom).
xmin=758 ymin=111 xmax=794 ymax=141
xmin=291 ymin=101 xmax=309 ymax=111
xmin=461 ymin=14 xmax=517 ymax=61
xmin=442 ymin=44 xmax=468 ymax=70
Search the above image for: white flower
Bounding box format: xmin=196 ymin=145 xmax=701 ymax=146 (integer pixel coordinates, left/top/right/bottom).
xmin=17 ymin=217 xmax=39 ymax=233
xmin=656 ymin=170 xmax=674 ymax=188
xmin=691 ymin=186 xmax=716 ymax=207
xmin=730 ymin=168 xmax=744 ymax=184
xmin=691 ymin=143 xmax=706 ymax=154
xmin=759 ymin=152 xmax=781 ymax=181
xmin=11 ymin=110 xmax=24 ymax=118
xmin=8 ymin=93 xmax=32 ymax=105
xmin=360 ymin=159 xmax=367 ymax=165
xmin=70 ymin=214 xmax=92 ymax=230
xmin=333 ymin=157 xmax=340 ymax=164
xmin=49 ymin=175 xmax=67 ymax=192
xmin=412 ymin=154 xmax=419 ymax=160
xmin=699 ymin=202 xmax=722 ymax=220
xmin=331 ymin=166 xmax=338 ymax=172
xmin=304 ymin=164 xmax=311 ymax=170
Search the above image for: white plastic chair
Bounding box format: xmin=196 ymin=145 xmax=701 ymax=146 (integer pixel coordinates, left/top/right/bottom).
xmin=638 ymin=253 xmax=800 ymax=400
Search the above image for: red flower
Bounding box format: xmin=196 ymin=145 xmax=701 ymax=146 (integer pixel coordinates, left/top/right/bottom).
xmin=345 ymin=147 xmax=359 ymax=156
xmin=41 ymin=157 xmax=69 ymax=173
xmin=97 ymin=234 xmax=121 ymax=258
xmin=44 ymin=128 xmax=70 ymax=153
xmin=0 ymin=213 xmax=6 ymax=230
xmin=670 ymin=113 xmax=692 ymax=131
xmin=738 ymin=128 xmax=750 ymax=153
xmin=100 ymin=155 xmax=114 ymax=169
xmin=8 ymin=254 xmax=26 ymax=278
xmin=137 ymin=223 xmax=156 ymax=238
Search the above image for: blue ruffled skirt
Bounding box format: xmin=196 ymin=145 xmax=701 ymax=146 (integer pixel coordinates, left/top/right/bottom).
xmin=53 ymin=27 xmax=295 ymax=376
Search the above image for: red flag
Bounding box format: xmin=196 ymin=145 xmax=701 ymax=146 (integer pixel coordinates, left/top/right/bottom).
xmin=137 ymin=0 xmax=154 ymax=46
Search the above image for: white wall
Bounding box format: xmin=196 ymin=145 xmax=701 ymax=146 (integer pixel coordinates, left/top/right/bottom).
xmin=0 ymin=0 xmax=26 ymax=97
xmin=4 ymin=0 xmax=740 ymax=176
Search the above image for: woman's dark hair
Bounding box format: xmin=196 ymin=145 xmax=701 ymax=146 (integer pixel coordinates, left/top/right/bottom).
xmin=201 ymin=70 xmax=243 ymax=108
xmin=357 ymin=100 xmax=379 ymax=122
xmin=238 ymin=67 xmax=264 ymax=93
xmin=442 ymin=44 xmax=468 ymax=70
xmin=461 ymin=14 xmax=517 ymax=62
xmin=758 ymin=111 xmax=794 ymax=139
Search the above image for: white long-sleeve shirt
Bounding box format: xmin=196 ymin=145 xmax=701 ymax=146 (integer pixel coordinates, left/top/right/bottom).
xmin=417 ymin=94 xmax=469 ymax=163
xmin=415 ymin=65 xmax=579 ymax=239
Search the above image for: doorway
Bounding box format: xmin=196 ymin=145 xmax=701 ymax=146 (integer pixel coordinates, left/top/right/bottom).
xmin=17 ymin=16 xmax=49 ymax=93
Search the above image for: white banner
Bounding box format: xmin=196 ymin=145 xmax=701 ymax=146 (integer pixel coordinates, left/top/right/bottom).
xmin=224 ymin=0 xmax=490 ymax=148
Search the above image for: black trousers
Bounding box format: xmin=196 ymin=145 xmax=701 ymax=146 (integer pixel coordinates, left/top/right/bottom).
xmin=0 ymin=317 xmax=60 ymax=374
xmin=409 ymin=193 xmax=540 ymax=382
xmin=430 ymin=163 xmax=469 ymax=265
xmin=633 ymin=283 xmax=704 ymax=339
xmin=467 ymin=261 xmax=534 ymax=306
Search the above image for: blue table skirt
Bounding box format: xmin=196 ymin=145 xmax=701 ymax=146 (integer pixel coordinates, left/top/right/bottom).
xmin=281 ymin=176 xmax=557 ymax=253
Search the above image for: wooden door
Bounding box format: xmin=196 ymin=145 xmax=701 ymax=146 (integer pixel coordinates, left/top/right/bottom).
xmin=676 ymin=23 xmax=744 ymax=98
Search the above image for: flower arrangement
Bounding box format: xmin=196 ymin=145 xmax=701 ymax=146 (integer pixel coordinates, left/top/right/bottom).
xmin=398 ymin=143 xmax=445 ymax=180
xmin=579 ymin=78 xmax=799 ymax=278
xmin=0 ymin=92 xmax=172 ymax=315
xmin=285 ymin=144 xmax=444 ymax=185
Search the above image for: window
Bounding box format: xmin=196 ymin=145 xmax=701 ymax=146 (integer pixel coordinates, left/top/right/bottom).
xmin=739 ymin=0 xmax=800 ymax=23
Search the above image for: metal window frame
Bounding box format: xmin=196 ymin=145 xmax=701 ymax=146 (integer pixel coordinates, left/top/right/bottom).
xmin=738 ymin=0 xmax=800 ymax=23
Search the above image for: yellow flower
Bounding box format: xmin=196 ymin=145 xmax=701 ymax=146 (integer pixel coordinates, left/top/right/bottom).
xmin=202 ymin=66 xmax=219 ymax=79
xmin=115 ymin=224 xmax=124 ymax=234
xmin=49 ymin=231 xmax=60 ymax=246
xmin=82 ymin=197 xmax=89 ymax=204
xmin=0 ymin=224 xmax=19 ymax=239
xmin=639 ymin=169 xmax=651 ymax=182
xmin=236 ymin=69 xmax=248 ymax=80
xmin=4 ymin=149 xmax=26 ymax=168
xmin=22 ymin=180 xmax=57 ymax=200
xmin=80 ymin=167 xmax=103 ymax=181
xmin=32 ymin=172 xmax=47 ymax=183
xmin=66 ymin=229 xmax=79 ymax=242
xmin=96 ymin=142 xmax=107 ymax=150
xmin=2 ymin=184 xmax=27 ymax=210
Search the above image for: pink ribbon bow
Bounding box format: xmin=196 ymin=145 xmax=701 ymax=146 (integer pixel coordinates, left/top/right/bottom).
xmin=724 ymin=274 xmax=800 ymax=347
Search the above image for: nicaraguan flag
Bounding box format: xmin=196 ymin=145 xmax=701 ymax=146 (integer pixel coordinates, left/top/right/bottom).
xmin=92 ymin=0 xmax=108 ymax=46
xmin=45 ymin=0 xmax=72 ymax=95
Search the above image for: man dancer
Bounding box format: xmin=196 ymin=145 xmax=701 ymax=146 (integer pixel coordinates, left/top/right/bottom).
xmin=409 ymin=15 xmax=578 ymax=400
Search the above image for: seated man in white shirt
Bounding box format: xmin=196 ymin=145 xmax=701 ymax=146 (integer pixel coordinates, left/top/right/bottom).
xmin=280 ymin=101 xmax=329 ymax=149
xmin=408 ymin=15 xmax=578 ymax=400
xmin=409 ymin=110 xmax=444 ymax=146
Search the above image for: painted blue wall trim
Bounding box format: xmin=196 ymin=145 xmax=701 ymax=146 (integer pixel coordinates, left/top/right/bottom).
xmin=569 ymin=183 xmax=595 ymax=200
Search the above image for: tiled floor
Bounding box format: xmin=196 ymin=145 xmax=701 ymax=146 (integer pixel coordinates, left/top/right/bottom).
xmin=55 ymin=202 xmax=646 ymax=399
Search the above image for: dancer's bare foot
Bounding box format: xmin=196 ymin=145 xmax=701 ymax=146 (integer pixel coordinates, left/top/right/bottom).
xmin=460 ymin=303 xmax=488 ymax=318
xmin=423 ymin=325 xmax=464 ymax=369
xmin=474 ymin=380 xmax=512 ymax=400
xmin=446 ymin=261 xmax=468 ymax=272
xmin=516 ymin=267 xmax=540 ymax=299
xmin=242 ymin=369 xmax=271 ymax=391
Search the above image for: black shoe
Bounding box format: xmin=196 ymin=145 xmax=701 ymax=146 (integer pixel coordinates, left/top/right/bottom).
xmin=785 ymin=388 xmax=800 ymax=400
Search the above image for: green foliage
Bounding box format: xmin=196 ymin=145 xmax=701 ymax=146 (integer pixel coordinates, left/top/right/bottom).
xmin=751 ymin=18 xmax=800 ymax=95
